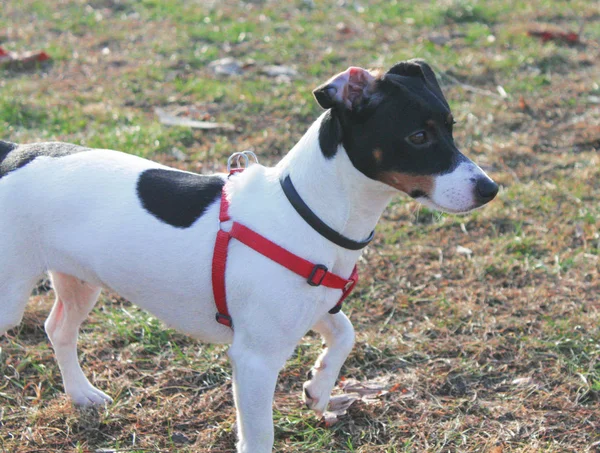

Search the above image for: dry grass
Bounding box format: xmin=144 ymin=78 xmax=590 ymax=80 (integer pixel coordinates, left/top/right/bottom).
xmin=1 ymin=0 xmax=599 ymax=452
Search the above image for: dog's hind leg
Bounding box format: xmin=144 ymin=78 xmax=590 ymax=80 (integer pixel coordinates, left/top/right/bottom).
xmin=45 ymin=271 xmax=111 ymax=406
xmin=303 ymin=311 xmax=355 ymax=416
xmin=0 ymin=277 xmax=40 ymax=336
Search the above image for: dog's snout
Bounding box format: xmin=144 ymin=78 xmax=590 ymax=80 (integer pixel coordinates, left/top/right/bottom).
xmin=475 ymin=178 xmax=498 ymax=203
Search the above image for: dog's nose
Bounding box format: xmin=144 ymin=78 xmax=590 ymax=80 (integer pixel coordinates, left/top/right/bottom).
xmin=475 ymin=178 xmax=499 ymax=203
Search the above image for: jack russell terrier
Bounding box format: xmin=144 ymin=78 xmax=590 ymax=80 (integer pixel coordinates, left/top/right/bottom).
xmin=0 ymin=60 xmax=498 ymax=453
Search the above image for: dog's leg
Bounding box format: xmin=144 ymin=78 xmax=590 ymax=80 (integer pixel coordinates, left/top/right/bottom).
xmin=0 ymin=277 xmax=39 ymax=336
xmin=228 ymin=338 xmax=294 ymax=453
xmin=44 ymin=271 xmax=111 ymax=406
xmin=303 ymin=312 xmax=355 ymax=416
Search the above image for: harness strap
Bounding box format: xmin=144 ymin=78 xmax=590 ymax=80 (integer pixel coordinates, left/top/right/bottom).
xmin=211 ymin=190 xmax=234 ymax=327
xmin=212 ymin=188 xmax=358 ymax=328
xmin=212 ymin=229 xmax=233 ymax=327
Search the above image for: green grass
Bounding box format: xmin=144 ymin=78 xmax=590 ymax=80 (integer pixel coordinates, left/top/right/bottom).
xmin=1 ymin=0 xmax=599 ymax=452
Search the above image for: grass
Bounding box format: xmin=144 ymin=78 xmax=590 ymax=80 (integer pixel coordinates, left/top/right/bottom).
xmin=1 ymin=0 xmax=599 ymax=452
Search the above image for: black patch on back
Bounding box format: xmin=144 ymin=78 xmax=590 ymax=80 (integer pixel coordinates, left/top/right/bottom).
xmin=0 ymin=141 xmax=88 ymax=179
xmin=319 ymin=110 xmax=343 ymax=159
xmin=0 ymin=140 xmax=18 ymax=166
xmin=137 ymin=168 xmax=225 ymax=228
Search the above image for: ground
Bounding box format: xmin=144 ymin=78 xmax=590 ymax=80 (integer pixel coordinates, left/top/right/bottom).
xmin=0 ymin=0 xmax=599 ymax=452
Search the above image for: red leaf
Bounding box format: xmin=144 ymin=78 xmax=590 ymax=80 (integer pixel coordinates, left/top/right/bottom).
xmin=527 ymin=29 xmax=580 ymax=44
xmin=389 ymin=383 xmax=402 ymax=393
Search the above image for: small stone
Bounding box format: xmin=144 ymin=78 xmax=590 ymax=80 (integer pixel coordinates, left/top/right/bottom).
xmin=428 ymin=33 xmax=450 ymax=46
xmin=171 ymin=432 xmax=192 ymax=444
xmin=208 ymin=57 xmax=243 ymax=76
xmin=171 ymin=147 xmax=188 ymax=162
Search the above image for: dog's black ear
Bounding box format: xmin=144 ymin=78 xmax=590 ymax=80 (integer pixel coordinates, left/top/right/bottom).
xmin=407 ymin=59 xmax=449 ymax=109
xmin=313 ymin=67 xmax=376 ymax=110
xmin=386 ymin=61 xmax=424 ymax=79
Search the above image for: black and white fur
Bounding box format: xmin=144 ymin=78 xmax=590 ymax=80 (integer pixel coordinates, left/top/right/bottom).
xmin=0 ymin=60 xmax=497 ymax=453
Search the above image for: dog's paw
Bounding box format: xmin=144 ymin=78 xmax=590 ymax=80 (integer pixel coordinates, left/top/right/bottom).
xmin=302 ymin=368 xmax=334 ymax=417
xmin=69 ymin=384 xmax=113 ymax=406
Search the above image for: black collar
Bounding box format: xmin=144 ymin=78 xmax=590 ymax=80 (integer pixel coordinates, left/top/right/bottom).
xmin=279 ymin=174 xmax=374 ymax=250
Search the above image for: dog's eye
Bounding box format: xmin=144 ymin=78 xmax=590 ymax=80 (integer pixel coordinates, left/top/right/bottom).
xmin=408 ymin=131 xmax=428 ymax=145
xmin=446 ymin=119 xmax=457 ymax=132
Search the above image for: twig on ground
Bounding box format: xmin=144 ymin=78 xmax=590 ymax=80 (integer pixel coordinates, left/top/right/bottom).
xmin=439 ymin=71 xmax=506 ymax=100
xmin=154 ymin=108 xmax=235 ymax=131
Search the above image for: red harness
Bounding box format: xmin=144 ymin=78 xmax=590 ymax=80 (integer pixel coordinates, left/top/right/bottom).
xmin=211 ymin=176 xmax=358 ymax=328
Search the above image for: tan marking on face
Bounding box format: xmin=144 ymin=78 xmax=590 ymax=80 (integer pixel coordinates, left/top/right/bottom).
xmin=379 ymin=172 xmax=434 ymax=196
xmin=373 ymin=148 xmax=383 ymax=164
xmin=447 ymin=113 xmax=454 ymax=125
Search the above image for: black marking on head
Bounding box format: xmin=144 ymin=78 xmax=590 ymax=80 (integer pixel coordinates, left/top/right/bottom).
xmin=317 ymin=60 xmax=465 ymax=191
xmin=387 ymin=60 xmax=450 ymax=111
xmin=408 ymin=59 xmax=450 ymax=110
xmin=318 ymin=110 xmax=343 ymax=159
xmin=0 ymin=141 xmax=88 ymax=180
xmin=137 ymin=168 xmax=225 ymax=228
xmin=386 ymin=61 xmax=424 ymax=78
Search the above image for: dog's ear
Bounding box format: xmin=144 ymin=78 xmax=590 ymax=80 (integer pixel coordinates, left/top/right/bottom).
xmin=313 ymin=67 xmax=376 ymax=110
xmin=406 ymin=59 xmax=449 ymax=109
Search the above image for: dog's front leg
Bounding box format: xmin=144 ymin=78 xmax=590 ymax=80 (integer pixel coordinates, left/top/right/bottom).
xmin=228 ymin=338 xmax=293 ymax=453
xmin=303 ymin=311 xmax=355 ymax=416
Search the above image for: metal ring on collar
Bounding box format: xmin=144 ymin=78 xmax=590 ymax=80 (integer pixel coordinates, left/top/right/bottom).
xmin=227 ymin=152 xmax=249 ymax=172
xmin=242 ymin=150 xmax=259 ymax=164
xmin=226 ymin=150 xmax=259 ymax=172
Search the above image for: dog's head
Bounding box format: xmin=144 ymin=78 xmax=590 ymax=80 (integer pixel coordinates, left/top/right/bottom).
xmin=313 ymin=60 xmax=498 ymax=213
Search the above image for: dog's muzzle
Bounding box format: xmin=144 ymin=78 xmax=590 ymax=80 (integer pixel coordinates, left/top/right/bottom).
xmin=423 ymin=162 xmax=498 ymax=213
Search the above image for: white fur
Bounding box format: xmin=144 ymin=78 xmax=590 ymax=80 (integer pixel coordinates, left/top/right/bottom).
xmin=419 ymin=161 xmax=495 ymax=213
xmin=0 ymin=112 xmax=489 ymax=453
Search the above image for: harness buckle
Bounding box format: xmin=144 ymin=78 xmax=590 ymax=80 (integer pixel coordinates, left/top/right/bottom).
xmin=307 ymin=264 xmax=328 ymax=286
xmin=215 ymin=313 xmax=233 ymax=328
xmin=344 ymin=279 xmax=355 ymax=292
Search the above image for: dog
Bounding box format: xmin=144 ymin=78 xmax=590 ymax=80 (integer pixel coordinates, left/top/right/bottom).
xmin=0 ymin=60 xmax=497 ymax=453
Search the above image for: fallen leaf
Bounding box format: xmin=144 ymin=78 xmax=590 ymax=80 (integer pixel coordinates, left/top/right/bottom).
xmin=389 ymin=383 xmax=402 ymax=393
xmin=0 ymin=46 xmax=51 ymax=70
xmin=323 ymin=377 xmax=393 ymax=426
xmin=340 ymin=378 xmax=388 ymax=397
xmin=262 ymin=65 xmax=298 ymax=79
xmin=322 ymin=393 xmax=360 ymax=425
xmin=512 ymin=377 xmax=535 ymax=387
xmin=527 ymin=29 xmax=580 ymax=44
xmin=336 ymin=22 xmax=353 ymax=35
xmin=519 ymin=96 xmax=528 ymax=111
xmin=456 ymin=245 xmax=473 ymax=256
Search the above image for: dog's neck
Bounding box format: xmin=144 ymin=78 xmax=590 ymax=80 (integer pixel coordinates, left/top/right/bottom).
xmin=276 ymin=112 xmax=395 ymax=245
